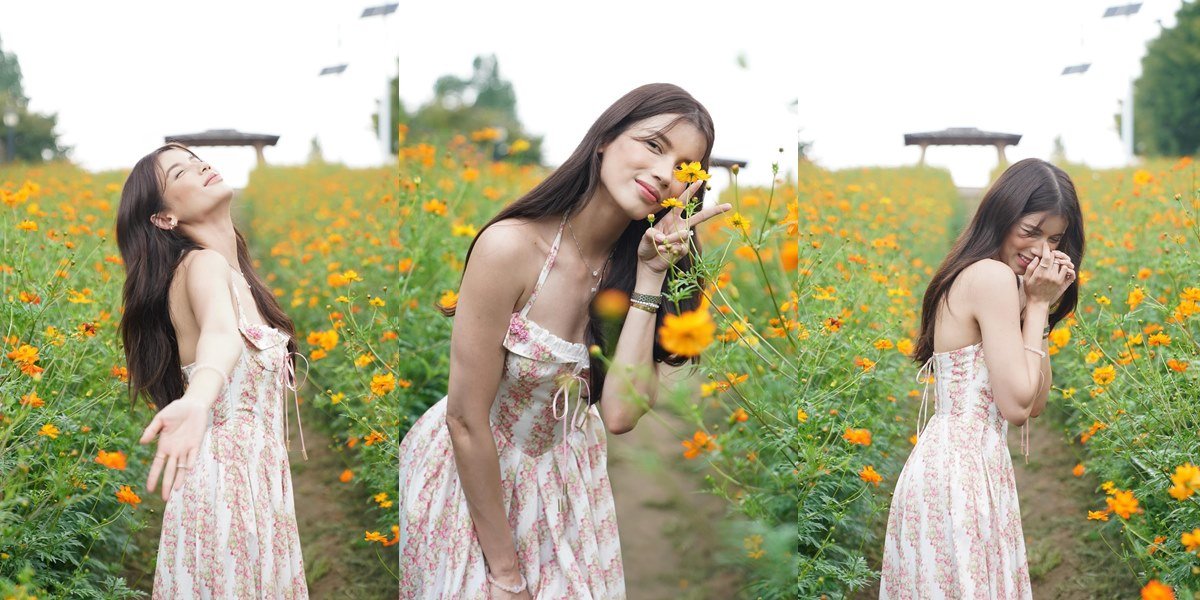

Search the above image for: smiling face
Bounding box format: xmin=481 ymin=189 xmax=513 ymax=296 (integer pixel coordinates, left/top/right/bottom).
xmin=150 ymin=147 xmax=232 ymax=229
xmin=996 ymin=211 xmax=1069 ymax=274
xmin=596 ymin=113 xmax=708 ymax=220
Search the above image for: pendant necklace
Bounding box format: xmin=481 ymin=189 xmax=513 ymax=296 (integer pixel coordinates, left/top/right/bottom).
xmin=566 ymin=214 xmax=613 ymax=294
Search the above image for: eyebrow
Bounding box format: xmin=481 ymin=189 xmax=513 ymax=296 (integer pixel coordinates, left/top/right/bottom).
xmin=1023 ymin=222 xmax=1065 ymax=236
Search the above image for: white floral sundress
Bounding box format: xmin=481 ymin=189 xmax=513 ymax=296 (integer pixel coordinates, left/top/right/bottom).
xmin=880 ymin=341 xmax=1031 ymax=599
xmin=154 ymin=262 xmax=308 ymax=599
xmin=397 ymin=214 xmax=624 ymax=599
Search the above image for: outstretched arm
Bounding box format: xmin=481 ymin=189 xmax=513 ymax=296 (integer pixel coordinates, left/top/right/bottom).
xmin=141 ymin=249 xmax=244 ymax=501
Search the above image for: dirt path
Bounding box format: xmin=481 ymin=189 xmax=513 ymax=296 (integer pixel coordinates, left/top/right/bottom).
xmin=290 ymin=402 xmax=397 ymax=599
xmin=608 ymin=409 xmax=741 ymax=599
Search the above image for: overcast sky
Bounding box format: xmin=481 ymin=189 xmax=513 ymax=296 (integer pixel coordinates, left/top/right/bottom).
xmin=2 ymin=1 xmax=1185 ymax=190
xmin=401 ymin=0 xmax=1181 ymax=188
xmin=396 ymin=0 xmax=801 ymax=196
xmin=0 ymin=1 xmax=397 ymax=187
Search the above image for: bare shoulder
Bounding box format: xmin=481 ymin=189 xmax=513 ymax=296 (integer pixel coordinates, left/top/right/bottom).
xmin=179 ymin=248 xmax=228 ymax=280
xmin=470 ymin=218 xmax=545 ymax=266
xmin=960 ymin=258 xmax=1019 ymax=298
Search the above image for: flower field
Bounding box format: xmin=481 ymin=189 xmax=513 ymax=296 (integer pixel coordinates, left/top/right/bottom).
xmin=772 ymin=158 xmax=1200 ymax=598
xmin=0 ymin=160 xmax=398 ymax=597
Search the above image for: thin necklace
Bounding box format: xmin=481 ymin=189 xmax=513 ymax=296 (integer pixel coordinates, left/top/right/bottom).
xmin=566 ymin=214 xmax=612 ymax=294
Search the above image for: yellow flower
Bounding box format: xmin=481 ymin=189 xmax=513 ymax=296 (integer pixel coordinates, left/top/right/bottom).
xmin=369 ymin=297 xmax=385 ymax=307
xmin=364 ymin=530 xmax=389 ymax=544
xmin=438 ymin=290 xmax=459 ymax=311
xmin=38 ymin=423 xmax=60 ymax=439
xmin=17 ymin=220 xmax=38 ymax=232
xmin=1127 ymin=287 xmax=1145 ymax=310
xmin=1181 ymin=528 xmax=1200 ymax=553
xmin=660 ymin=197 xmax=684 ymax=209
xmin=1091 ymin=364 xmax=1116 ymax=386
xmin=796 ymin=409 xmax=808 ymax=423
xmin=6 ymin=344 xmax=40 ymax=365
xmin=1147 ymin=332 xmax=1170 ymax=347
xmin=422 ymin=199 xmax=448 ymax=216
xmin=681 ymin=430 xmax=717 ymax=459
xmin=1087 ymin=510 xmax=1109 ymax=521
xmin=370 ymin=373 xmax=397 ymax=396
xmin=673 ymin=161 xmax=710 ymax=184
xmin=896 ymin=338 xmax=914 ymax=356
xmin=1096 ymin=295 xmax=1111 ymax=306
xmin=509 ymin=139 xmax=531 ymax=153
xmin=658 ymin=308 xmax=716 ymax=357
xmin=451 ymin=224 xmax=478 ymax=237
xmin=1140 ymin=580 xmax=1174 ymax=600
xmin=725 ymin=212 xmax=751 ymax=233
xmin=1048 ymin=327 xmax=1070 ymax=348
xmin=873 ymin=339 xmax=894 ymax=350
xmin=1085 ymin=350 xmax=1101 ymax=364
xmin=354 ymin=354 xmax=374 ymax=368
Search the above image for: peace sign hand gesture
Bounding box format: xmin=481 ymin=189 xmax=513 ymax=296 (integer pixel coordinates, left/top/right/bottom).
xmin=638 ymin=180 xmax=733 ymax=274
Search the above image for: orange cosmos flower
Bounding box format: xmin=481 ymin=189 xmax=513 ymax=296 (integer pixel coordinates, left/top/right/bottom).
xmin=95 ymin=450 xmax=128 ymax=470
xmin=843 ymin=428 xmax=872 ymax=446
xmin=658 ymin=308 xmax=716 ymax=357
xmin=681 ymin=431 xmax=717 ymax=459
xmin=1140 ymin=580 xmax=1174 ymax=600
xmin=859 ymin=465 xmax=882 ymax=486
xmin=1105 ymin=489 xmax=1142 ymax=519
xmin=116 ymin=485 xmax=141 ymax=507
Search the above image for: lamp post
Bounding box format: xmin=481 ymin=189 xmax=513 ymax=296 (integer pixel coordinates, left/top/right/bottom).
xmin=361 ymin=3 xmax=398 ymax=163
xmin=3 ymin=107 xmax=16 ymax=164
xmin=1103 ymin=2 xmax=1142 ymax=163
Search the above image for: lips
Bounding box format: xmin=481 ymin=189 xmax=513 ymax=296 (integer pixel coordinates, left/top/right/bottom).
xmin=204 ymin=173 xmax=221 ymax=186
xmin=635 ymin=180 xmax=660 ymax=204
xmin=1017 ymin=254 xmax=1032 ymax=267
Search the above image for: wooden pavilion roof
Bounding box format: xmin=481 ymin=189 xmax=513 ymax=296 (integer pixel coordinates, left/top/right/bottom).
xmin=903 ymin=127 xmax=1021 ymax=146
xmin=164 ymin=129 xmax=279 ymax=147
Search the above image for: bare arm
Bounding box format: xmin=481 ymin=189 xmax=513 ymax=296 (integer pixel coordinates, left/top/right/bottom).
xmin=444 ymin=225 xmax=529 ymax=590
xmin=598 ymin=265 xmax=668 ymax=434
xmin=141 ymin=249 xmax=245 ymax=500
xmin=970 ymin=260 xmax=1049 ymax=427
xmin=600 ymin=185 xmax=731 ymax=433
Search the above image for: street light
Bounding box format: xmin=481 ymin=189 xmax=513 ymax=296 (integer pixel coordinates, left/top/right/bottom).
xmin=3 ymin=107 xmax=17 ymax=164
xmin=1103 ymin=2 xmax=1143 ymax=163
xmin=361 ymin=3 xmax=398 ymax=162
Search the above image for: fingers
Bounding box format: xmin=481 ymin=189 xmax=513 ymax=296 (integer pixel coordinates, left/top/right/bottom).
xmin=140 ymin=415 xmax=163 ymax=445
xmin=147 ymin=452 xmax=165 ymax=493
xmin=684 ymin=202 xmax=734 ymax=228
xmin=679 ymin=179 xmax=704 ymax=203
xmin=173 ymin=448 xmax=196 ymax=493
xmin=161 ymin=454 xmax=178 ymax=501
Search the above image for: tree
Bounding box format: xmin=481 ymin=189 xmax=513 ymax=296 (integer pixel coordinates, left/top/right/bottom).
xmin=401 ymin=54 xmax=544 ymax=165
xmin=1134 ymin=1 xmax=1200 ymax=156
xmin=0 ymin=35 xmax=69 ymax=163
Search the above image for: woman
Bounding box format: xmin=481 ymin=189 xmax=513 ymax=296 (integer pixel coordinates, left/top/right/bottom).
xmin=397 ymin=83 xmax=732 ymax=599
xmin=880 ymin=158 xmax=1084 ymax=598
xmin=116 ymin=143 xmax=308 ymax=598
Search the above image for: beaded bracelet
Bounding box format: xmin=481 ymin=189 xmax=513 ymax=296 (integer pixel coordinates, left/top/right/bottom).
xmin=486 ymin=571 xmax=528 ymax=594
xmin=1024 ymin=346 xmax=1047 ymax=358
xmin=189 ymin=363 xmax=229 ymax=385
xmin=630 ymin=300 xmax=658 ymax=314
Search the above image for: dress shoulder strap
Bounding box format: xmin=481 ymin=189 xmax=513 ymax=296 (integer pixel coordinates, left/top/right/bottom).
xmin=518 ymin=214 xmax=568 ymax=318
xmin=225 ymin=262 xmax=250 ymax=327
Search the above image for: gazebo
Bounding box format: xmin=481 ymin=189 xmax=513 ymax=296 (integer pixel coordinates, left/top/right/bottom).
xmin=164 ymin=129 xmax=280 ymax=167
xmin=903 ymin=127 xmax=1021 ymax=167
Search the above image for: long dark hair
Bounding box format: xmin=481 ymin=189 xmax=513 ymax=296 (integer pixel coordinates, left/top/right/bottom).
xmin=116 ymin=143 xmax=296 ymax=410
xmin=913 ymin=158 xmax=1085 ymax=365
xmin=444 ymin=83 xmax=716 ymax=402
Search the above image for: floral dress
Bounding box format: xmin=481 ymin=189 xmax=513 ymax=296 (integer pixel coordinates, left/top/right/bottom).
xmin=880 ymin=342 xmax=1031 ymax=599
xmin=154 ymin=264 xmax=308 ymax=599
xmin=398 ymin=215 xmax=624 ymax=599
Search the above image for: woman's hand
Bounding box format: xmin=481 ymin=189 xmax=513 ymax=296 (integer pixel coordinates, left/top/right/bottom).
xmin=140 ymin=396 xmax=209 ymax=501
xmin=1022 ymin=240 xmax=1075 ymax=306
xmin=637 ymin=180 xmax=733 ymax=274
